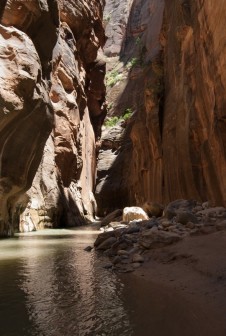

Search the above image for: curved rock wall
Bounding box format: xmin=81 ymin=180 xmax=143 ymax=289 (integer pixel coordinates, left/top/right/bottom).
xmin=0 ymin=0 xmax=106 ymax=235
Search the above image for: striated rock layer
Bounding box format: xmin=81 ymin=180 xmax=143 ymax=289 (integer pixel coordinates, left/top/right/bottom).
xmin=162 ymin=0 xmax=226 ymax=206
xmin=0 ymin=0 xmax=106 ymax=235
xmin=97 ymin=0 xmax=226 ymax=215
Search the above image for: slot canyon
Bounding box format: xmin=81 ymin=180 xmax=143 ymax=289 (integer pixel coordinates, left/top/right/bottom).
xmin=0 ymin=1 xmax=226 ymax=335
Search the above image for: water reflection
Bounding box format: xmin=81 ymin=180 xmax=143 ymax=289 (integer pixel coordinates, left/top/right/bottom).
xmin=0 ymin=227 xmax=133 ymax=336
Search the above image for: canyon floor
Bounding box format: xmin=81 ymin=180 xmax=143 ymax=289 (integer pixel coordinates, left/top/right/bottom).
xmin=121 ymin=230 xmax=226 ymax=335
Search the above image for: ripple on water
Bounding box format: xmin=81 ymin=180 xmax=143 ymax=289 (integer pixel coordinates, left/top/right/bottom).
xmin=0 ymin=228 xmax=133 ymax=336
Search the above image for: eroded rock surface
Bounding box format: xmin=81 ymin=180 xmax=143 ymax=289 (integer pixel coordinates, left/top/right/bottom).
xmin=0 ymin=23 xmax=53 ymax=236
xmin=0 ymin=0 xmax=106 ymax=235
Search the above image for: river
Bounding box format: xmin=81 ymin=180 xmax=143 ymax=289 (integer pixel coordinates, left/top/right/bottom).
xmin=0 ymin=225 xmax=133 ymax=336
xmin=1 ymin=225 xmax=224 ymax=336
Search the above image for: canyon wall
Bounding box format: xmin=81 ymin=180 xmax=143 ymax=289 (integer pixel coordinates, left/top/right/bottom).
xmin=1 ymin=0 xmax=226 ymax=234
xmin=162 ymin=0 xmax=226 ymax=206
xmin=96 ymin=0 xmax=226 ymax=215
xmin=0 ymin=0 xmax=106 ymax=235
xmin=96 ymin=0 xmax=165 ymax=214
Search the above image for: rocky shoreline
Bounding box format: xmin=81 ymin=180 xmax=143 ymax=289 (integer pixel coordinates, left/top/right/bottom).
xmin=93 ymin=199 xmax=226 ymax=272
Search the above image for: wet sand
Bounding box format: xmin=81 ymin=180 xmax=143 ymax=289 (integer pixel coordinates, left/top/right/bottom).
xmin=121 ymin=230 xmax=226 ymax=336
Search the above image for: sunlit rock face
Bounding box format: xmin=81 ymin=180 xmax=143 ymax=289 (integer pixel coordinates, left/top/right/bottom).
xmin=0 ymin=0 xmax=106 ymax=235
xmin=162 ymin=0 xmax=226 ymax=205
xmin=0 ymin=23 xmax=53 ymax=236
xmin=97 ymin=0 xmax=226 ymax=215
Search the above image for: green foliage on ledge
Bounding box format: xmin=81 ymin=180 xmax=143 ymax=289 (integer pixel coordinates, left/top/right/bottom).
xmin=104 ymin=108 xmax=133 ymax=127
xmin=106 ymin=69 xmax=123 ymax=87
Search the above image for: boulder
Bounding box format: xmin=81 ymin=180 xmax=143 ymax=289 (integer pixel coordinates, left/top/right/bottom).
xmin=123 ymin=207 xmax=149 ymax=222
xmin=140 ymin=230 xmax=181 ymax=249
xmin=142 ymin=202 xmax=164 ymax=217
xmin=96 ymin=237 xmax=117 ymax=251
xmin=196 ymin=207 xmax=226 ymax=218
xmin=176 ymin=212 xmax=198 ymax=225
xmin=101 ymin=209 xmax=123 ymax=227
xmin=164 ymin=199 xmax=197 ymax=220
xmin=94 ymin=231 xmax=116 ymax=248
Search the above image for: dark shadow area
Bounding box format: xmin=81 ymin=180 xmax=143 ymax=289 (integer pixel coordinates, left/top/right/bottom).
xmin=58 ymin=183 xmax=87 ymax=228
xmin=27 ymin=7 xmax=59 ymax=79
xmin=0 ymin=0 xmax=7 ymax=22
xmin=95 ymin=123 xmax=133 ymax=216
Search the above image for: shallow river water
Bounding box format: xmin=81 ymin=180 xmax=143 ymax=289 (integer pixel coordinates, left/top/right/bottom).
xmin=1 ymin=225 xmax=223 ymax=336
xmin=0 ymin=225 xmax=133 ymax=336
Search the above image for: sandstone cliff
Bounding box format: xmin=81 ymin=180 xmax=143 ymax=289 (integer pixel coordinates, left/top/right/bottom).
xmin=1 ymin=0 xmax=226 ymax=235
xmin=96 ymin=0 xmax=165 ymax=214
xmin=0 ymin=0 xmax=106 ymax=235
xmin=96 ymin=0 xmax=226 ymax=215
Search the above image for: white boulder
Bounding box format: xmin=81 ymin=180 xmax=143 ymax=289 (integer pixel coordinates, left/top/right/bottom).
xmin=123 ymin=206 xmax=149 ymax=222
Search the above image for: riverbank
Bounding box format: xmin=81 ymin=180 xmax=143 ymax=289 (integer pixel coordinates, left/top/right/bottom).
xmin=94 ymin=201 xmax=226 ymax=335
xmin=123 ymin=230 xmax=226 ymax=336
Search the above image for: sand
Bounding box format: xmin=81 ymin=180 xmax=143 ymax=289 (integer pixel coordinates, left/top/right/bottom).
xmin=121 ymin=230 xmax=226 ymax=335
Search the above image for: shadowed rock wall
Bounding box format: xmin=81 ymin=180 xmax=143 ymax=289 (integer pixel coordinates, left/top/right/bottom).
xmin=96 ymin=0 xmax=226 ymax=215
xmin=96 ymin=0 xmax=165 ymax=214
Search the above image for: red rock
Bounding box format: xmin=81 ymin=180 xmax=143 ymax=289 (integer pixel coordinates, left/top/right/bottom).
xmin=0 ymin=0 xmax=106 ymax=235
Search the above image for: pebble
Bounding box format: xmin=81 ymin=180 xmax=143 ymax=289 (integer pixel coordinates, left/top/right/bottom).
xmin=186 ymin=222 xmax=196 ymax=229
xmin=126 ymin=226 xmax=140 ymax=234
xmin=103 ymin=264 xmax=113 ymax=269
xmin=216 ymin=220 xmax=226 ymax=231
xmin=132 ymin=254 xmax=144 ymax=263
xmin=112 ymin=256 xmax=121 ymax=265
xmin=132 ymin=263 xmax=142 ymax=269
xmin=117 ymin=250 xmax=130 ymax=256
xmin=161 ymin=220 xmax=172 ymax=228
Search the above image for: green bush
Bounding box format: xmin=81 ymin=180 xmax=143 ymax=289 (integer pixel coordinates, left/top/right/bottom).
xmin=123 ymin=108 xmax=133 ymax=120
xmin=126 ymin=57 xmax=139 ymax=70
xmin=104 ymin=116 xmax=120 ymax=127
xmin=135 ymin=37 xmax=142 ymax=46
xmin=106 ymin=70 xmax=122 ymax=87
xmin=104 ymin=108 xmax=133 ymax=128
xmin=103 ymin=14 xmax=111 ymax=23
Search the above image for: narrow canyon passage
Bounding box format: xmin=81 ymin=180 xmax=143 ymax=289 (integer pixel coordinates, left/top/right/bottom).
xmin=0 ymin=0 xmax=226 ymax=335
